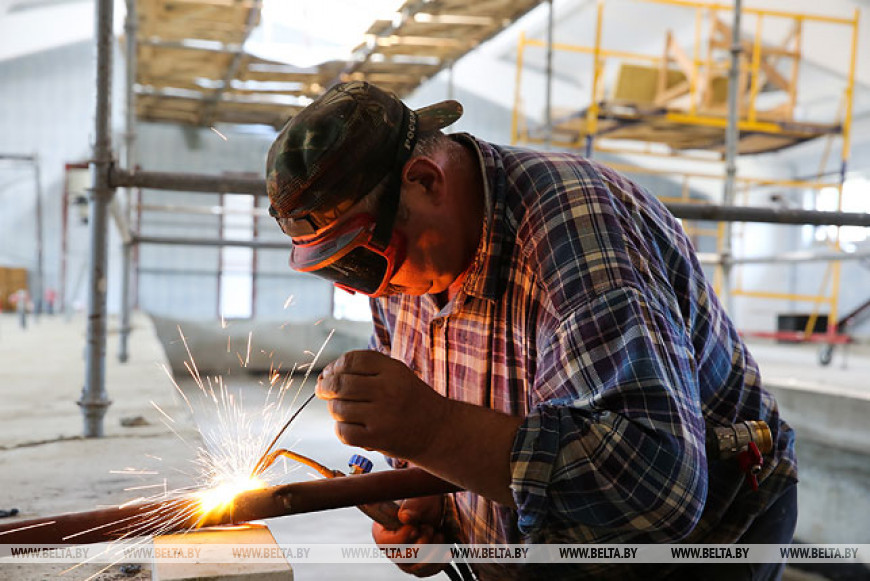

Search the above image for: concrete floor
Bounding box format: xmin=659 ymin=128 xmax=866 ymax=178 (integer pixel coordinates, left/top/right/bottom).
xmin=1 ymin=312 xmax=869 ymax=580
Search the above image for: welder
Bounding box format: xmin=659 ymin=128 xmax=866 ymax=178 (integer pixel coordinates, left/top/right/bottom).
xmin=265 ymin=81 xmax=798 ymax=580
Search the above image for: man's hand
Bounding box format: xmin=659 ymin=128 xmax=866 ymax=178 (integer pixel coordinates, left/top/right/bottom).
xmin=318 ymin=349 xmax=523 ymax=507
xmin=316 ymin=350 xmax=448 ymax=460
xmin=372 ymin=496 xmax=450 ymax=578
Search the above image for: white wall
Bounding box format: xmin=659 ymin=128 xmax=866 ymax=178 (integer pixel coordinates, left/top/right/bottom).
xmin=0 ymin=40 xmax=125 ymax=313
xmin=0 ymin=39 xmax=333 ymax=322
xmin=3 ymin=3 xmax=869 ymax=334
xmin=133 ymin=122 xmax=335 ymax=320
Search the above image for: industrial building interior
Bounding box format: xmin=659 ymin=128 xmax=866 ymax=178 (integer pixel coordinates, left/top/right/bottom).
xmin=1 ymin=0 xmax=869 ymax=579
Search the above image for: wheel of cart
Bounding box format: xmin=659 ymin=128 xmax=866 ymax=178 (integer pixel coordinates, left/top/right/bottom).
xmin=818 ymin=343 xmax=835 ymax=366
xmin=815 ymin=296 xmax=870 ymax=366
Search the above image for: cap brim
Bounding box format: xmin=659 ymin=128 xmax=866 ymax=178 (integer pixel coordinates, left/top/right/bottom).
xmin=415 ymin=99 xmax=463 ymax=133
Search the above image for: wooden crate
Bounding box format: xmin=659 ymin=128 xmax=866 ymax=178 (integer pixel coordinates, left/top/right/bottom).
xmin=0 ymin=267 xmax=29 ymax=312
xmin=612 ymin=63 xmax=685 ymax=105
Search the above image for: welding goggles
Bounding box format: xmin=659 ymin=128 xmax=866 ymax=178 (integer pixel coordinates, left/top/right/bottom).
xmin=274 ymin=172 xmax=406 ymax=297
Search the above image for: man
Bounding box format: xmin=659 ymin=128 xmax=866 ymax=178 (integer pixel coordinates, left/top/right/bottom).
xmin=266 ymin=81 xmax=798 ymax=580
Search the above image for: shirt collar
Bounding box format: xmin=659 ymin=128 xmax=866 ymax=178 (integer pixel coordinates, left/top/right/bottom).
xmin=449 ymin=133 xmax=509 ymax=303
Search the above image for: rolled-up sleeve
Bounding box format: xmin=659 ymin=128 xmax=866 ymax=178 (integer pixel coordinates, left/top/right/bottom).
xmin=510 ymin=285 xmax=707 ymax=541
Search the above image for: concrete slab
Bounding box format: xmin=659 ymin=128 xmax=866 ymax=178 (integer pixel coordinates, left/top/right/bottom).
xmin=154 ymin=525 xmax=292 ymax=581
xmin=0 ymin=312 xmax=198 ymax=580
xmin=747 ymin=339 xmax=870 ymax=546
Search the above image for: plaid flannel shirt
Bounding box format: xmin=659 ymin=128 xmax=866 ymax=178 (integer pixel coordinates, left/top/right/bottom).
xmin=369 ymin=134 xmax=797 ymax=579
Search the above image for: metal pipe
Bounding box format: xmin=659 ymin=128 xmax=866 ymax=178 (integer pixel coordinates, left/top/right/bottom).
xmin=665 ymin=203 xmax=870 ymax=227
xmin=33 ymin=156 xmax=45 ymax=318
xmin=134 ymin=182 xmax=142 ymax=309
xmin=586 ymin=0 xmax=605 ymax=159
xmin=252 ymin=194 xmax=260 ymax=318
xmin=0 ymin=468 xmax=459 ymax=545
xmin=133 ymin=235 xmax=288 ymax=250
xmin=79 ymin=0 xmax=115 ymax=438
xmin=720 ymin=0 xmax=742 ymax=314
xmin=119 ymin=0 xmax=139 ymax=364
xmin=110 ymin=168 xmax=265 ymax=195
xmin=137 ymin=202 xmax=270 ymax=216
xmin=60 ymin=166 xmax=70 ymax=313
xmin=216 ymin=192 xmax=225 ymax=319
xmin=696 ymin=249 xmax=870 ymax=266
xmin=511 ymin=31 xmax=526 ymax=145
xmin=544 ymin=0 xmax=553 ymax=149
xmin=730 ymin=249 xmax=870 ymax=265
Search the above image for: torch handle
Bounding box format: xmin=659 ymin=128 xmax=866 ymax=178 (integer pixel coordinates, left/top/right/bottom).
xmin=357 ymin=500 xmax=403 ymax=530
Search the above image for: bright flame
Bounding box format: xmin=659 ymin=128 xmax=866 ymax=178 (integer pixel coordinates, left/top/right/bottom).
xmin=196 ymin=475 xmax=265 ymax=516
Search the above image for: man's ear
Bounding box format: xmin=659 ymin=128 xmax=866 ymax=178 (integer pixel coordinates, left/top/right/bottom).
xmin=402 ymin=156 xmax=445 ymax=202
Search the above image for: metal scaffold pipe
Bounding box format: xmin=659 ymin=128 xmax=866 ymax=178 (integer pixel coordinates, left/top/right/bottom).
xmin=665 ymin=203 xmax=870 ymax=227
xmin=720 ymin=0 xmax=743 ymax=314
xmin=111 ymin=166 xmax=870 ymax=227
xmin=118 ymin=0 xmax=139 ymax=364
xmin=79 ymin=0 xmax=115 ymax=438
xmin=33 ymin=156 xmax=45 ymax=318
xmin=133 ymin=235 xmax=289 ymax=250
xmin=110 ymin=168 xmax=266 ymax=195
xmin=544 ymin=0 xmax=554 ymax=149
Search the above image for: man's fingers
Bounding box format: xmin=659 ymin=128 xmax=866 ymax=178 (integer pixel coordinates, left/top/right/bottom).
xmin=327 ymin=399 xmax=373 ymax=425
xmin=334 ymin=421 xmax=370 ymax=447
xmin=325 ymin=350 xmax=385 ymax=377
xmin=398 ymin=496 xmax=443 ymax=525
xmin=316 ymin=372 xmax=380 ymax=401
xmin=372 ymin=522 xmax=417 ymax=545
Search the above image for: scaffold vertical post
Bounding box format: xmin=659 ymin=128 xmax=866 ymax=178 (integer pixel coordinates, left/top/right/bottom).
xmin=119 ymin=0 xmax=138 ymax=364
xmin=828 ymin=9 xmax=860 ymax=337
xmin=720 ymin=0 xmax=742 ymax=316
xmin=511 ymin=32 xmax=526 ymax=145
xmin=545 ymin=0 xmax=554 ymax=149
xmin=585 ymin=0 xmax=604 ymax=159
xmin=79 ymin=0 xmax=115 ymax=437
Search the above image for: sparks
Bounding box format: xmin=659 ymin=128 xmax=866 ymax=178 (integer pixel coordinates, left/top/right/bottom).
xmin=194 ymin=475 xmax=265 ymax=517
xmin=210 ymin=126 xmax=228 ymax=141
xmin=48 ymin=324 xmax=337 ymax=575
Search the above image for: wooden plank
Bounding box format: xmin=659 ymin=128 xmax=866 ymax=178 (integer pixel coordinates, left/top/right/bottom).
xmin=546 ymin=103 xmax=840 ymax=155
xmin=133 ymin=0 xmax=546 ymax=126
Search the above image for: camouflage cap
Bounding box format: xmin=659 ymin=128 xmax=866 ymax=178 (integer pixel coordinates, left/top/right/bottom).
xmin=266 ymin=81 xmax=463 ymax=226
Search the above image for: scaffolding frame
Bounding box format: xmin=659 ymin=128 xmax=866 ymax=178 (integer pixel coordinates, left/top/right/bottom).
xmin=80 ymin=0 xmax=869 ymax=437
xmin=511 ymin=0 xmax=862 ymax=347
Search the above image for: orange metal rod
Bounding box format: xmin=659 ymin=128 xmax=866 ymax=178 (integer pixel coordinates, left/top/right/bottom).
xmin=0 ymin=468 xmax=460 ymax=545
